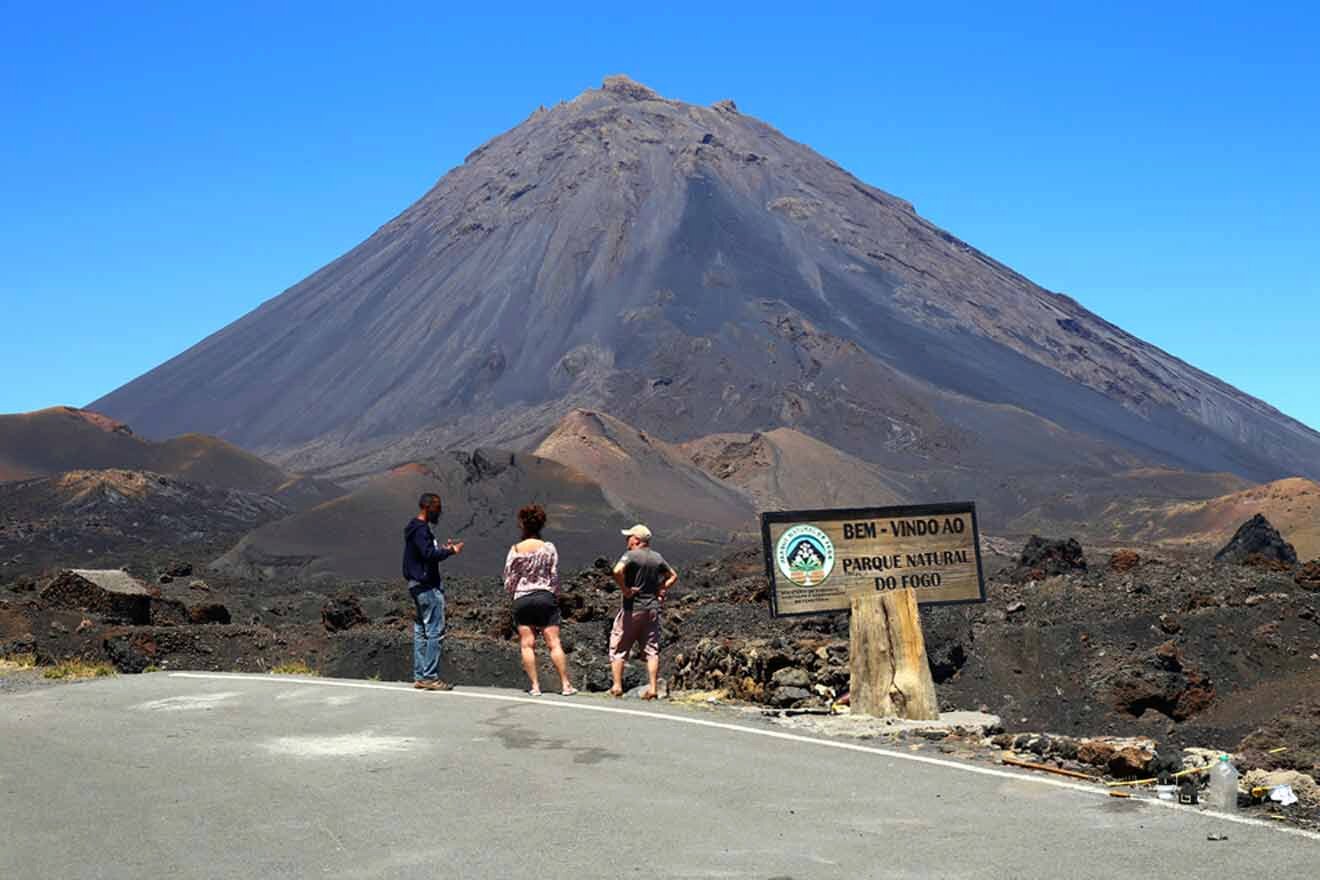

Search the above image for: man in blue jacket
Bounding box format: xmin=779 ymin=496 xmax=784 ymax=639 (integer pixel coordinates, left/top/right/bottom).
xmin=403 ymin=493 xmax=464 ymax=690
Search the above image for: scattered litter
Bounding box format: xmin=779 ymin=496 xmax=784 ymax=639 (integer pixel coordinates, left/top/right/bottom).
xmin=772 ymin=707 xmax=833 ymax=717
xmin=1206 ymin=833 xmax=1229 ymax=842
xmin=1266 ymin=746 xmax=1289 ymax=754
xmin=1269 ymin=785 xmax=1298 ymax=807
xmin=1001 ymin=753 xmax=1100 ymax=781
xmin=1107 ymin=776 xmax=1157 ymax=788
xmin=1155 ymin=784 xmax=1177 ymax=801
xmin=1243 ymin=769 xmax=1320 ymax=808
xmin=1205 ymin=755 xmax=1239 ymax=813
xmin=1109 ymin=791 xmax=1132 ymax=799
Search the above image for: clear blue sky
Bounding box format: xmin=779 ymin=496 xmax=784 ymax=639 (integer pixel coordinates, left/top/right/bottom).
xmin=2 ymin=2 xmax=1317 ymax=432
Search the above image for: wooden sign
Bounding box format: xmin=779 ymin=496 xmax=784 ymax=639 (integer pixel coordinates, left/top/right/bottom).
xmin=761 ymin=502 xmax=986 ymax=617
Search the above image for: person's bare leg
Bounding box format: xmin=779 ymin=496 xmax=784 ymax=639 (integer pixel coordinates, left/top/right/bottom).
xmin=644 ymin=655 xmax=659 ymax=698
xmin=517 ymin=625 xmax=539 ymax=692
xmin=610 ymin=658 xmax=624 ymax=696
xmin=542 ymin=626 xmax=573 ymax=692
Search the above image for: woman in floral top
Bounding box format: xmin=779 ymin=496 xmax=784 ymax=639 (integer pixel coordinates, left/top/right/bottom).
xmin=503 ymin=503 xmax=576 ymax=696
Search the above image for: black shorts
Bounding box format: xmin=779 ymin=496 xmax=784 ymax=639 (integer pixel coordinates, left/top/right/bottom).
xmin=512 ymin=591 xmax=561 ymax=629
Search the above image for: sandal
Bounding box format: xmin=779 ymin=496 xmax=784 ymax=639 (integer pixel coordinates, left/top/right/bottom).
xmin=608 ymin=687 xmax=623 ymax=698
xmin=560 ymin=686 xmax=579 ymax=696
xmin=641 ymin=690 xmax=658 ymax=701
xmin=527 ymin=686 xmax=542 ymax=697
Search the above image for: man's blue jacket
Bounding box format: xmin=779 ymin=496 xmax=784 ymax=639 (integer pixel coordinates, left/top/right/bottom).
xmin=402 ymin=518 xmax=454 ymax=588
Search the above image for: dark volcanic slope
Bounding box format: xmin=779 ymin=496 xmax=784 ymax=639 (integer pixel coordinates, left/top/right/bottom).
xmin=0 ymin=407 xmax=341 ymax=509
xmin=0 ymin=468 xmax=291 ymax=575
xmin=212 ymin=448 xmax=726 ymax=582
xmin=92 ymin=76 xmax=1320 ymax=486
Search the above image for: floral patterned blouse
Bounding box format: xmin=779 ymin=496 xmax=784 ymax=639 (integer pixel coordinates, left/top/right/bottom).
xmin=503 ymin=542 xmax=561 ymax=599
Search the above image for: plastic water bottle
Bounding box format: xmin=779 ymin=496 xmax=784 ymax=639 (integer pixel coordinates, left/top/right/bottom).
xmin=1206 ymin=754 xmax=1239 ymax=812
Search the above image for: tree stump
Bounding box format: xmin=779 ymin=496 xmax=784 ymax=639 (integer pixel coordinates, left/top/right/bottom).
xmin=849 ymin=588 xmax=939 ymax=720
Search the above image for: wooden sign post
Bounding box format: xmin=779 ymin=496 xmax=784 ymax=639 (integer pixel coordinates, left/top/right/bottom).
xmin=761 ymin=503 xmax=985 ymax=720
xmin=761 ymin=503 xmax=986 ymax=616
xmin=849 ymin=588 xmax=939 ymax=720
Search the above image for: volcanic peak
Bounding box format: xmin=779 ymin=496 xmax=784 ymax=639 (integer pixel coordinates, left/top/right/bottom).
xmin=87 ymin=76 xmax=1320 ymax=498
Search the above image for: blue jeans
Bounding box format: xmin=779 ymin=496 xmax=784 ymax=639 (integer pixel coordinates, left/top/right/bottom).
xmin=410 ymin=585 xmax=445 ymax=681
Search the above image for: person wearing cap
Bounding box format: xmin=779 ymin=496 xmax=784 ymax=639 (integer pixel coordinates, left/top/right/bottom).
xmin=609 ymin=524 xmax=677 ymax=699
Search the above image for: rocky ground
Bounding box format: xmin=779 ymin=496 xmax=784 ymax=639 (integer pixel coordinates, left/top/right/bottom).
xmin=3 ymin=518 xmax=1319 ymax=826
xmin=0 ymin=469 xmax=292 ymax=575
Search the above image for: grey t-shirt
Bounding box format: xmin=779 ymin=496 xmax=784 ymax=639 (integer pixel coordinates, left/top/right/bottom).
xmin=618 ymin=547 xmax=671 ymax=613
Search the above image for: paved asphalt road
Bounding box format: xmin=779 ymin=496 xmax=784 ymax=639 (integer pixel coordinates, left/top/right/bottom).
xmin=3 ymin=673 xmax=1316 ymax=879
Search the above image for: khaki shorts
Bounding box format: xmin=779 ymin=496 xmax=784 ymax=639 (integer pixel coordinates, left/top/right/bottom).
xmin=608 ymin=609 xmax=660 ymax=661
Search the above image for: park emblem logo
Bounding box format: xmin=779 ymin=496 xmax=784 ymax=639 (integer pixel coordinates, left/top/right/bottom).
xmin=775 ymin=525 xmax=836 ymax=586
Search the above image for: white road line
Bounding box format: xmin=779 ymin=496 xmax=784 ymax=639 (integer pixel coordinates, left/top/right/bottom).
xmin=168 ymin=672 xmax=1320 ymax=842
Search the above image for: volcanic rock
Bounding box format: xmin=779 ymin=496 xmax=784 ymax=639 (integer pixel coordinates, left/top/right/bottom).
xmin=771 ymin=686 xmax=813 ymax=707
xmin=925 ymin=618 xmax=969 ymax=683
xmin=1214 ymin=514 xmax=1298 ymax=566
xmin=149 ymin=597 xmax=191 ymax=626
xmin=1072 ymin=737 xmax=1158 ymax=777
xmin=1108 ymin=550 xmax=1140 ymax=573
xmin=1236 ymin=699 xmax=1320 ymax=779
xmin=1074 ymin=738 xmax=1115 ymax=766
xmin=0 ymin=602 xmax=34 ymax=655
xmin=770 ymin=666 xmax=811 ymax=688
xmin=190 ymin=603 xmax=232 ymax=625
xmin=1010 ymin=536 xmax=1087 ymax=582
xmin=321 ymin=595 xmax=369 ymax=632
xmin=1101 ymin=641 xmax=1214 ymax=721
xmin=9 ymin=575 xmax=37 ymax=593
xmin=104 ymin=633 xmax=154 ymax=673
xmin=1294 ymin=561 xmax=1320 ymax=591
xmin=41 ymin=570 xmax=151 ymax=625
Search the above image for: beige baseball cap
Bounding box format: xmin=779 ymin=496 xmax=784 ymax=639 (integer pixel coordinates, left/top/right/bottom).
xmin=621 ymin=524 xmax=652 ymax=540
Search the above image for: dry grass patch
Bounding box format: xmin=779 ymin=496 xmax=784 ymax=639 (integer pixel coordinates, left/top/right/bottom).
xmin=270 ymin=660 xmax=319 ymax=676
xmin=42 ymin=659 xmax=116 ymax=680
xmin=0 ymin=653 xmax=38 ymax=674
xmin=667 ymin=688 xmax=731 ymax=706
